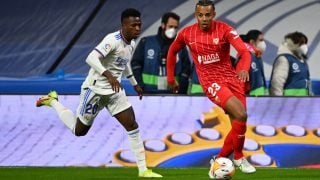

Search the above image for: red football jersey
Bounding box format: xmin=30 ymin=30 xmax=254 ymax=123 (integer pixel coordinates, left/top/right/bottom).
xmin=167 ymin=20 xmax=250 ymax=90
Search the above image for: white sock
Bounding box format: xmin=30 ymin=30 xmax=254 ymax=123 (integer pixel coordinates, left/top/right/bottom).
xmin=51 ymin=99 xmax=76 ymax=134
xmin=127 ymin=129 xmax=148 ymax=173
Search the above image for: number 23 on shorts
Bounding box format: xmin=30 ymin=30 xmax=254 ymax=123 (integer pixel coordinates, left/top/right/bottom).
xmin=208 ymin=82 xmax=221 ymax=97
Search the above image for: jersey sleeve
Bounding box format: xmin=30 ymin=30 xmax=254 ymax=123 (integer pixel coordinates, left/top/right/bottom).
xmin=124 ymin=63 xmax=138 ymax=86
xmin=94 ymin=35 xmax=115 ymax=57
xmin=225 ymin=26 xmax=251 ymax=73
xmin=167 ymin=30 xmax=186 ymax=85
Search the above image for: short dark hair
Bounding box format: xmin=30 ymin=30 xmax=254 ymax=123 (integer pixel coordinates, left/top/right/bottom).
xmin=196 ymin=0 xmax=215 ymax=9
xmin=246 ymin=30 xmax=263 ymax=41
xmin=161 ymin=12 xmax=180 ymax=24
xmin=285 ymin=31 xmax=308 ymax=45
xmin=121 ymin=8 xmax=141 ymax=23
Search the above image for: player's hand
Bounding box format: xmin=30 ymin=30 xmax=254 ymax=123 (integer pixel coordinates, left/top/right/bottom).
xmin=134 ymin=85 xmax=143 ymax=100
xmin=103 ymin=70 xmax=122 ymax=92
xmin=237 ymin=70 xmax=249 ymax=82
xmin=109 ymin=77 xmax=122 ymax=92
xmin=168 ymin=80 xmax=179 ymax=94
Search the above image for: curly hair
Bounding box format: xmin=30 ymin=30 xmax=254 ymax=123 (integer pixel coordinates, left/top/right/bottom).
xmin=121 ymin=8 xmax=141 ymax=23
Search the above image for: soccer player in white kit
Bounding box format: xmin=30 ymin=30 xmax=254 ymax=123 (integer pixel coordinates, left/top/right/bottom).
xmin=36 ymin=8 xmax=162 ymax=178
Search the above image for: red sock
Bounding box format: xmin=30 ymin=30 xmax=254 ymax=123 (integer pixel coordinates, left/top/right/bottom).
xmin=218 ymin=131 xmax=233 ymax=157
xmin=231 ymin=120 xmax=247 ymax=160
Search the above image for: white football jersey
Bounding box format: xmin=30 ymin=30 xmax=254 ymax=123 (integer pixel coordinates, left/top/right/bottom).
xmin=82 ymin=30 xmax=135 ymax=95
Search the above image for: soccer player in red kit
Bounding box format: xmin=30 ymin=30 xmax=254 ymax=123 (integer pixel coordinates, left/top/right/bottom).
xmin=166 ymin=0 xmax=256 ymax=174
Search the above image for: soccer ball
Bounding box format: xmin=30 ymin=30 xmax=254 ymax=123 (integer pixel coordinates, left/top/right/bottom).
xmin=208 ymin=157 xmax=235 ymax=179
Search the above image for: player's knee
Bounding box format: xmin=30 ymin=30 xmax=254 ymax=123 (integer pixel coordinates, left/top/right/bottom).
xmin=236 ymin=111 xmax=247 ymax=121
xmin=74 ymin=118 xmax=91 ymax=136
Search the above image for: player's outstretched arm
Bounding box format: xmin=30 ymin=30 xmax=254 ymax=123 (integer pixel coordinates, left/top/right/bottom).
xmin=228 ymin=31 xmax=251 ymax=82
xmin=227 ymin=28 xmax=251 ymax=77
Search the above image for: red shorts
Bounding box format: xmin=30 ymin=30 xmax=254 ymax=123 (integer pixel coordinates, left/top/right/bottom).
xmin=203 ymin=81 xmax=246 ymax=109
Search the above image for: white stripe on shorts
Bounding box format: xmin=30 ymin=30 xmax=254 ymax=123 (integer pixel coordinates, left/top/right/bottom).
xmin=80 ymin=89 xmax=91 ymax=116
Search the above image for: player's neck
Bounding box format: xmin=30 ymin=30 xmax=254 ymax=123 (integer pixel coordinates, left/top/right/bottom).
xmin=120 ymin=30 xmax=131 ymax=44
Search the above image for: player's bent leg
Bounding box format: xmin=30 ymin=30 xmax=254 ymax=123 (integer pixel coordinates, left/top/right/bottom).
xmin=36 ymin=91 xmax=80 ymax=135
xmin=114 ymin=106 xmax=138 ymax=131
xmin=223 ymin=96 xmax=256 ymax=173
xmin=224 ymin=96 xmax=247 ymax=122
xmin=217 ymin=131 xmax=233 ymax=158
xmin=217 ymin=96 xmax=246 ymax=159
xmin=75 ymin=88 xmax=102 ymax=136
xmin=74 ymin=118 xmax=91 ymax=136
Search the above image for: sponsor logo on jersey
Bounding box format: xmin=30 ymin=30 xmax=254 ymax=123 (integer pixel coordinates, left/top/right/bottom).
xmin=197 ymin=53 xmax=220 ymax=64
xmin=115 ymin=57 xmax=129 ymax=67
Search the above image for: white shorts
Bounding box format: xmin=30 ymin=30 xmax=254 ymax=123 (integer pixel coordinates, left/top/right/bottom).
xmin=76 ymin=88 xmax=131 ymax=126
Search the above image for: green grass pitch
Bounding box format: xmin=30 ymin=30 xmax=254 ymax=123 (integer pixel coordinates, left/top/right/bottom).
xmin=0 ymin=167 xmax=320 ymax=179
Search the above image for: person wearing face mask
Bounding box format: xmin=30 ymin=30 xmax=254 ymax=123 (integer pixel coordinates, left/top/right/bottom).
xmin=238 ymin=30 xmax=267 ymax=96
xmin=270 ymin=31 xmax=311 ymax=96
xmin=131 ymin=12 xmax=191 ymax=94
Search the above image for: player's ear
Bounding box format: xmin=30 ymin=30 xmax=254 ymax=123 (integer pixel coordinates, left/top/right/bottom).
xmin=161 ymin=22 xmax=165 ymax=30
xmin=194 ymin=7 xmax=198 ymax=18
xmin=212 ymin=11 xmax=216 ymax=19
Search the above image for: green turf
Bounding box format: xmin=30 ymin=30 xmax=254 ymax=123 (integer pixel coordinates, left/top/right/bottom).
xmin=0 ymin=167 xmax=319 ymax=180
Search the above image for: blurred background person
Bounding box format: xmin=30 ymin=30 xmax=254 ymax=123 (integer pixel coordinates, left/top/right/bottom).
xmin=238 ymin=30 xmax=267 ymax=96
xmin=131 ymin=12 xmax=191 ymax=94
xmin=270 ymin=31 xmax=311 ymax=96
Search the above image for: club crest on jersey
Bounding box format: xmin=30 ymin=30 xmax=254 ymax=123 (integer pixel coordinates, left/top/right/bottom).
xmin=197 ymin=53 xmax=220 ymax=64
xmin=104 ymin=44 xmax=111 ymax=52
xmin=213 ymin=38 xmax=219 ymax=45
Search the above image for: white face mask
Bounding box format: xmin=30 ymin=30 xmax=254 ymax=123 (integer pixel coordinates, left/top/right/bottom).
xmin=256 ymin=41 xmax=267 ymax=52
xmin=299 ymin=44 xmax=308 ymax=55
xmin=164 ymin=28 xmax=177 ymax=39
